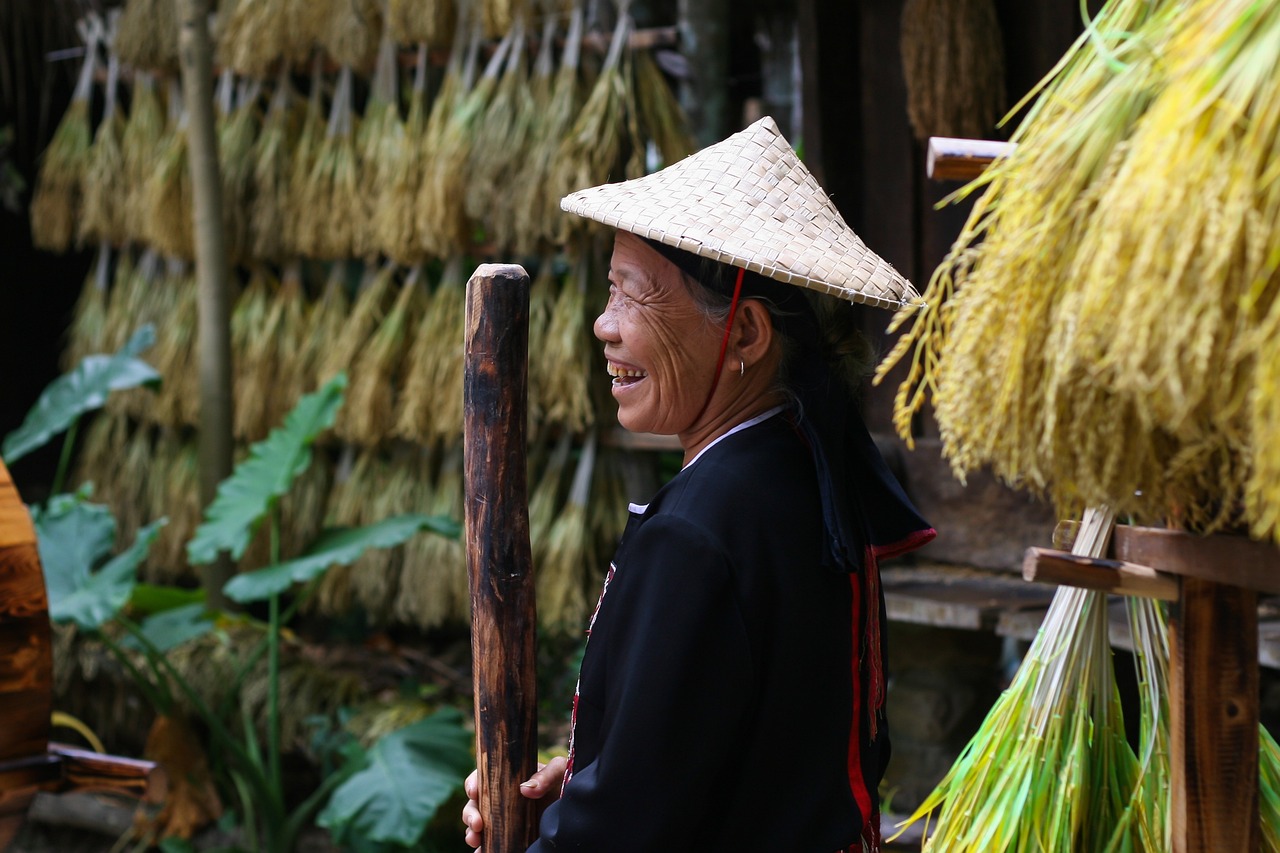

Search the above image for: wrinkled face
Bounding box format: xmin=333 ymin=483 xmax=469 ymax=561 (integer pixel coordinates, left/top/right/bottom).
xmin=593 ymin=232 xmax=722 ymax=436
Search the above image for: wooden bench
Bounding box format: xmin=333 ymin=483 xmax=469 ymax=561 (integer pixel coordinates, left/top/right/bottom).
xmin=0 ymin=458 xmax=162 ymax=847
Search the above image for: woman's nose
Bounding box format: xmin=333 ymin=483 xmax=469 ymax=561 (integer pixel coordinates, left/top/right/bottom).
xmin=594 ymin=304 xmax=618 ymax=343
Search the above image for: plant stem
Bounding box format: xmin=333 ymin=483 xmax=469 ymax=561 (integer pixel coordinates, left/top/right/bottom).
xmin=52 ymin=416 xmax=80 ymax=497
xmin=97 ymin=630 xmax=173 ymax=714
xmin=267 ymin=505 xmax=283 ymax=805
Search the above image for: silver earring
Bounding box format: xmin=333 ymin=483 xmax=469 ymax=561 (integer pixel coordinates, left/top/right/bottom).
xmin=739 ymin=360 xmax=745 ymax=377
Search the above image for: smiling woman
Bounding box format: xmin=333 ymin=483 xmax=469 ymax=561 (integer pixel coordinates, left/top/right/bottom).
xmin=463 ymin=116 xmax=936 ymax=853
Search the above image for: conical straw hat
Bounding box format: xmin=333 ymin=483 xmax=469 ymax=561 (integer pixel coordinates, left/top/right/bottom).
xmin=561 ymin=116 xmax=917 ymax=310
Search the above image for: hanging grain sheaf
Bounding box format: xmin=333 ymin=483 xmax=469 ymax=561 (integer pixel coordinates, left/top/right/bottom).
xmin=321 ymin=0 xmax=383 ymax=74
xmin=218 ymin=0 xmax=300 ymax=78
xmin=285 ymin=58 xmax=327 ymax=258
xmin=508 ymin=10 xmax=564 ymax=256
xmin=372 ymin=44 xmax=429 ymax=264
xmin=297 ymin=66 xmax=367 ymax=260
xmin=540 ymin=255 xmax=595 ymax=431
xmin=149 ymin=261 xmax=200 ymax=428
xmin=233 ymin=265 xmax=277 ymax=441
xmin=145 ymin=429 xmax=201 ymax=581
xmin=144 ymin=80 xmax=195 ymax=259
xmin=121 ymin=73 xmax=165 ymax=244
xmin=115 ymin=0 xmax=178 ymax=74
xmin=300 ymin=263 xmax=352 ymax=394
xmin=387 ymin=0 xmax=456 ymax=48
xmin=325 ymin=262 xmax=398 ymax=440
xmin=30 ymin=16 xmax=99 ymax=253
xmin=899 ymin=0 xmax=1006 ymax=142
xmin=249 ymin=71 xmax=293 ymax=263
xmin=79 ymin=46 xmax=127 ymax=248
xmin=632 ymin=45 xmax=694 ymax=170
xmin=538 ymin=432 xmax=596 ymax=631
xmin=217 ymin=74 xmax=262 ymax=266
xmin=394 ymin=444 xmax=467 ymax=627
xmin=526 ymin=258 xmax=559 ymax=428
xmin=64 ymin=245 xmax=114 ymax=370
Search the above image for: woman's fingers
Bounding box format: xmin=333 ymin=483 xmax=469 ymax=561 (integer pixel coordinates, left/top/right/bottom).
xmin=519 ymin=756 xmax=568 ymax=799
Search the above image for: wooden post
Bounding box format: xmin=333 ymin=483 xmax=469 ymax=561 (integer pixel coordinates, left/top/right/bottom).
xmin=463 ymin=264 xmax=539 ymax=853
xmin=1170 ymin=576 xmax=1259 ymax=853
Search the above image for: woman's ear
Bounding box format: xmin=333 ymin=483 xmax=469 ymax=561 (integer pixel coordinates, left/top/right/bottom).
xmin=734 ymin=299 xmax=775 ymax=367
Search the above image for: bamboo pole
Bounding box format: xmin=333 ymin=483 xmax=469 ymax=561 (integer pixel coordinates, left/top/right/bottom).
xmin=177 ymin=0 xmax=234 ymax=609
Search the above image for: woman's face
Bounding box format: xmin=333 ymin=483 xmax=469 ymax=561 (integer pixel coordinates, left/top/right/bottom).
xmin=593 ymin=232 xmax=722 ymax=437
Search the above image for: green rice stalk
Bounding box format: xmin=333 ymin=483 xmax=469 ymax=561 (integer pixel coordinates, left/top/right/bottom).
xmin=358 ymin=26 xmax=401 ymax=180
xmin=631 ymin=45 xmax=694 ymax=171
xmin=508 ymin=10 xmax=563 ymax=256
xmin=217 ymin=0 xmax=290 ymax=78
xmin=394 ymin=256 xmax=464 ymax=443
xmin=298 ymin=65 xmax=367 ymax=259
xmin=249 ymin=70 xmax=294 ymax=263
xmin=285 ymin=57 xmax=327 ymax=258
xmin=233 ymin=265 xmax=277 ymax=441
xmin=79 ymin=47 xmax=128 ymax=248
xmin=372 ymin=44 xmax=429 ymax=265
xmin=526 ymin=257 xmax=558 ymax=429
xmin=395 ymin=443 xmax=466 ymax=627
xmin=343 ymin=266 xmax=427 ymax=446
xmin=541 ymin=256 xmax=594 ymax=431
xmin=418 ymin=23 xmax=511 ymax=258
xmin=323 ymin=262 xmax=398 ymax=428
xmin=64 ymin=244 xmax=114 ymax=370
xmin=301 ymin=262 xmax=353 ymax=394
xmin=899 ymin=0 xmax=1006 ymax=142
xmin=30 ymin=16 xmax=98 ymax=253
xmin=1263 ymin=726 xmax=1280 ymax=851
xmin=122 ymin=72 xmax=165 ymax=245
xmin=115 ymin=0 xmax=178 ymax=74
xmin=144 ymin=80 xmax=195 ymax=260
xmin=538 ymin=432 xmax=595 ymax=631
xmin=321 ymin=0 xmax=383 ymax=74
xmin=387 ymin=0 xmax=456 ymax=48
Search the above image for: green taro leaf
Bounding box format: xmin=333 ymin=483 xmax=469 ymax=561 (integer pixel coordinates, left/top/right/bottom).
xmin=3 ymin=326 xmax=160 ymax=464
xmin=187 ymin=374 xmax=346 ymax=565
xmin=223 ymin=513 xmax=458 ymax=603
xmin=129 ymin=582 xmax=206 ymax=616
xmin=317 ymin=707 xmax=474 ymax=846
xmin=127 ymin=603 xmax=215 ymax=652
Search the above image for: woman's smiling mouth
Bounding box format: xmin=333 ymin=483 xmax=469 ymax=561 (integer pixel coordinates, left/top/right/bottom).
xmin=607 ymin=362 xmax=648 ymax=387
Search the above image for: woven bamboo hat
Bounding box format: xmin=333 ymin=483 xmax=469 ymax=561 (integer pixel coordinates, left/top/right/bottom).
xmin=561 ymin=116 xmax=917 ymax=311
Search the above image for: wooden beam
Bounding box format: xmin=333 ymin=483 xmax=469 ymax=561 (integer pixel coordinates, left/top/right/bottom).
xmin=1113 ymin=525 xmax=1280 ymax=596
xmin=1022 ymin=546 xmax=1178 ymax=601
xmin=926 ymin=137 xmax=1015 ymax=182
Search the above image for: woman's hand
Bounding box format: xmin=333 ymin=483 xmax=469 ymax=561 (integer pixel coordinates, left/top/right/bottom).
xmin=463 ymin=757 xmax=568 ymax=850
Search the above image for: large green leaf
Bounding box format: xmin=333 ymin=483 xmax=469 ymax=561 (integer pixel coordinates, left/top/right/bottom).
xmin=187 ymin=375 xmax=346 ymax=565
xmin=222 ymin=513 xmax=458 ymax=604
xmin=33 ymin=493 xmax=166 ymax=631
xmin=317 ymin=707 xmax=474 ymax=846
xmin=129 ymin=582 xmax=206 ymax=615
xmin=3 ymin=326 xmax=160 ymax=464
xmin=127 ymin=603 xmax=215 ymax=652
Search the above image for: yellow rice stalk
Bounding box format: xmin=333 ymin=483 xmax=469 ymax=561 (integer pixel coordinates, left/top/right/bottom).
xmin=358 ymin=29 xmax=401 ymax=182
xmin=149 ymin=261 xmax=200 ymax=428
xmin=249 ymin=71 xmax=294 ymax=263
xmin=899 ymin=0 xmax=1006 ymax=142
xmin=507 ymin=10 xmax=562 ymax=256
xmin=541 ymin=257 xmax=595 ymax=431
xmin=418 ymin=25 xmax=512 ymax=258
xmin=387 ymin=0 xmax=456 ymax=48
xmin=300 ymin=262 xmax=353 ymax=394
xmin=483 ymin=0 xmax=526 ymax=40
xmin=372 ymin=45 xmax=429 ymax=265
xmin=217 ymin=0 xmax=291 ymax=78
xmin=285 ymin=58 xmax=327 ymax=258
xmin=466 ymin=14 xmax=535 ymax=253
xmin=30 ymin=17 xmax=99 ymax=253
xmin=145 ymin=429 xmax=201 ymax=582
xmin=412 ymin=12 xmax=472 ymax=258
xmin=78 ymin=50 xmax=128 ymax=248
xmin=394 ymin=257 xmax=464 ymax=443
xmin=1249 ymin=294 xmax=1280 ymax=543
xmin=526 ymin=258 xmax=558 ymax=428
xmin=391 ymin=266 xmax=442 ymax=445
xmin=121 ymin=73 xmax=164 ymax=245
xmin=528 ymin=433 xmax=571 ymax=573
xmin=313 ymin=446 xmax=365 ymax=614
xmin=631 ymin=46 xmax=694 ymax=171
xmin=144 ymin=81 xmax=195 ymax=260
xmin=115 ymin=0 xmax=178 ymax=74
xmin=323 ymin=262 xmax=398 ymax=421
xmin=111 ymin=257 xmax=184 ymax=423
xmin=549 ymin=5 xmax=630 ymax=238
xmin=283 ymin=0 xmax=323 ymax=65
xmin=343 ymin=267 xmax=428 ymax=446
xmin=263 ymin=262 xmax=310 ymax=430
xmin=297 ymin=66 xmax=368 ymax=260
xmin=64 ymin=244 xmax=114 ymax=371
xmin=321 ymin=0 xmax=383 ymax=74
xmin=395 ymin=444 xmax=467 ymax=628
xmin=217 ymin=73 xmax=263 ymax=266
xmin=102 ymin=248 xmax=157 ymax=355
xmin=538 ymin=432 xmax=596 ymax=631
xmin=233 ymin=265 xmax=277 ymax=441
xmin=1264 ymin=726 xmax=1280 ymax=852
xmin=350 ymin=448 xmax=419 ymax=621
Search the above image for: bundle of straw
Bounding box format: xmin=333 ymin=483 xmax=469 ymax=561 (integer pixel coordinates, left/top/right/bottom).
xmin=79 ymin=44 xmax=128 ymax=248
xmin=526 ymin=258 xmax=559 ymax=428
xmin=217 ymin=73 xmax=263 ymax=266
xmin=482 ymin=0 xmax=526 ymax=40
xmin=350 ymin=447 xmax=418 ymax=620
xmin=262 ymin=262 xmax=310 ymax=430
xmin=314 ymin=445 xmax=365 ymax=615
xmin=540 ymin=256 xmax=595 ymax=431
xmin=249 ymin=71 xmax=294 ymax=263
xmin=30 ymin=15 xmax=100 ymax=253
xmin=73 ymin=410 xmax=130 ymax=503
xmin=108 ymin=256 xmax=181 ymax=423
xmin=508 ymin=9 xmax=565 ymax=256
xmin=371 ymin=44 xmax=429 ymax=265
xmin=121 ymin=73 xmax=165 ymax=245
xmin=232 ymin=266 xmax=277 ymax=441
xmin=323 ymin=262 xmax=398 ymax=430
xmin=64 ymin=244 xmax=114 ymax=371
xmin=102 ymin=248 xmax=159 ymax=355
xmin=144 ymin=81 xmax=195 ymax=260
xmin=284 ymin=58 xmax=327 ymax=258
xmin=395 ymin=444 xmax=467 ymax=627
xmin=115 ymin=0 xmax=178 ymax=74
xmin=152 ymin=261 xmax=200 ymax=428
xmin=631 ymin=45 xmax=694 ymax=171
xmin=297 ymin=66 xmax=368 ymax=260
xmin=217 ymin=0 xmax=292 ymax=78
xmin=899 ymin=0 xmax=1006 ymax=142
xmin=528 ymin=433 xmax=572 ymax=572
xmin=587 ymin=443 xmax=630 ymax=559
xmin=278 ymin=441 xmax=332 ymax=560
xmin=538 ymin=432 xmax=596 ymax=631
xmin=300 ymin=262 xmax=352 ymax=395
xmin=394 ymin=257 xmax=466 ymax=444
xmin=418 ymin=25 xmax=512 ymax=258
xmin=145 ymin=429 xmax=201 ymax=582
xmin=321 ymin=0 xmax=383 ymax=74
xmin=387 ymin=0 xmax=455 ymax=48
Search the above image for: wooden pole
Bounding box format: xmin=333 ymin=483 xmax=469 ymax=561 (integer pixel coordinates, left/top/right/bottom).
xmin=463 ymin=263 xmax=539 ymax=853
xmin=177 ymin=0 xmax=234 ymax=610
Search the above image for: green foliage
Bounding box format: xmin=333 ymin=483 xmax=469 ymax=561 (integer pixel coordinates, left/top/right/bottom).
xmin=319 ymin=707 xmax=474 ymax=847
xmin=188 ymin=375 xmax=347 ymax=564
xmin=130 ymin=603 xmax=217 ymax=653
xmin=2 ymin=325 xmax=159 ymax=464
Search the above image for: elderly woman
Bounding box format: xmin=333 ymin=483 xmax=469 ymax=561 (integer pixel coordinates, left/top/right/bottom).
xmin=463 ymin=117 xmax=934 ymax=853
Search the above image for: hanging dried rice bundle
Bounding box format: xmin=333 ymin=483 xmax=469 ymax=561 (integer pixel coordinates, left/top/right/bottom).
xmin=465 ymin=13 xmax=534 ymax=250
xmin=540 ymin=256 xmax=594 ymax=431
xmin=145 ymin=429 xmax=201 ymax=582
xmin=411 ymin=12 xmax=472 ymax=257
xmin=109 ymin=256 xmax=182 ymax=423
xmin=121 ymin=72 xmax=165 ymax=244
xmin=508 ymin=10 xmax=563 ymax=256
xmin=217 ymin=74 xmax=263 ymax=266
xmin=899 ymin=0 xmax=1006 ymax=142
xmin=285 ymin=58 xmax=327 ymax=258
xmin=632 ymin=45 xmax=694 ymax=170
xmin=301 ymin=262 xmax=353 ymax=393
xmin=538 ymin=432 xmax=595 ymax=631
xmin=372 ymin=45 xmax=429 ymax=265
xmin=349 ymin=447 xmax=418 ymax=620
xmin=73 ymin=410 xmax=130 ymax=500
xmin=394 ymin=258 xmax=465 ymax=443
xmin=79 ymin=47 xmax=128 ymax=248
xmin=358 ymin=27 xmax=401 ymax=177
xmin=321 ymin=0 xmax=383 ymax=73
xmin=392 ymin=263 xmax=447 ymax=444
xmin=387 ymin=0 xmax=456 ymax=48
xmin=263 ymin=262 xmax=310 ymax=429
xmin=30 ymin=16 xmax=100 ymax=253
xmin=1250 ymin=296 xmax=1280 ymax=544
xmin=64 ymin=244 xmax=114 ymax=370
xmin=418 ymin=24 xmax=512 ymax=258
xmin=217 ymin=0 xmax=291 ymax=77
xmin=323 ymin=262 xmax=398 ymax=423
xmin=528 ymin=433 xmax=571 ymax=572
xmin=548 ymin=4 xmax=629 ymax=240
xmin=115 ymin=0 xmax=178 ymax=74
xmin=236 ymin=264 xmax=302 ymax=441
xmin=102 ymin=248 xmax=158 ymax=354
xmin=248 ymin=70 xmax=294 ymax=263
xmin=150 ymin=260 xmax=200 ymax=428
xmin=278 ymin=442 xmax=332 ymax=559
xmin=297 ymin=66 xmax=368 ymax=259
xmin=395 ymin=443 xmax=467 ymax=627
xmin=482 ymin=0 xmax=525 ymax=40
xmin=233 ymin=265 xmax=278 ymax=440
xmin=314 ymin=446 xmax=375 ymax=615
xmin=144 ymin=81 xmax=195 ymax=260
xmin=343 ymin=267 xmax=428 ymax=446
xmin=113 ymin=422 xmax=157 ymax=549
xmin=526 ymin=257 xmax=558 ymax=428
xmin=587 ymin=443 xmax=629 ymax=558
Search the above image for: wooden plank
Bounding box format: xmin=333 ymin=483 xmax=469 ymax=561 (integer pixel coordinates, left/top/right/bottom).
xmin=1170 ymin=577 xmax=1259 ymax=852
xmin=1114 ymin=525 xmax=1280 ymax=596
xmin=48 ymin=743 xmax=160 ymax=799
xmin=926 ymin=137 xmax=1014 ymax=181
xmin=1022 ymin=546 xmax=1178 ymax=601
xmin=883 ymin=564 xmax=1055 ymax=631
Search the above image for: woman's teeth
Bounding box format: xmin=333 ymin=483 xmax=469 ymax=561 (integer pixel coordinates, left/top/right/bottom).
xmin=608 ymin=364 xmax=647 ymax=385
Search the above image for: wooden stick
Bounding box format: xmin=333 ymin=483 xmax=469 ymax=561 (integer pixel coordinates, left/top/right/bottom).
xmin=1022 ymin=546 xmax=1178 ymax=601
xmin=1113 ymin=525 xmax=1280 ymax=596
xmin=926 ymin=137 xmax=1015 ymax=181
xmin=463 ymin=264 xmax=539 ymax=853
